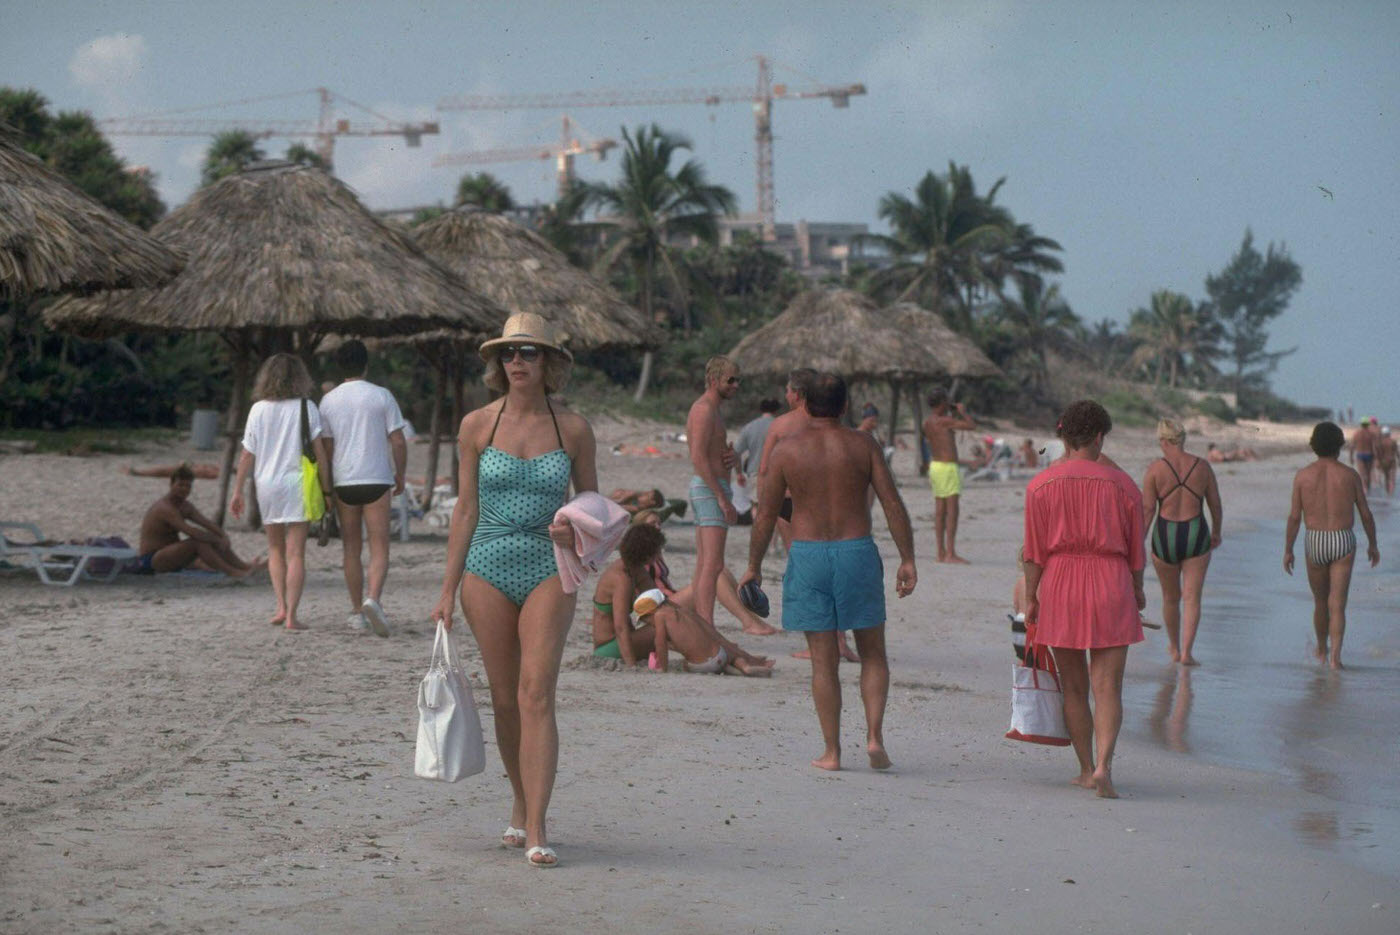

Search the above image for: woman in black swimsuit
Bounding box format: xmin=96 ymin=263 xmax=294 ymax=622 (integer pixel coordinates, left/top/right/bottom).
xmin=1141 ymin=419 xmax=1223 ymax=666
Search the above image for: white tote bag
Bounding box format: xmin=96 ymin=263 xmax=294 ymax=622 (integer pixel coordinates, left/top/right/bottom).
xmin=414 ymin=621 xmax=486 ymax=782
xmin=1004 ymin=663 xmax=1071 ymax=746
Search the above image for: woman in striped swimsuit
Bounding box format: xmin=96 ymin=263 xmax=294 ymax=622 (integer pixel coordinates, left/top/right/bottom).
xmin=1141 ymin=420 xmax=1222 ymax=667
xmin=431 ymin=314 xmax=598 ymax=869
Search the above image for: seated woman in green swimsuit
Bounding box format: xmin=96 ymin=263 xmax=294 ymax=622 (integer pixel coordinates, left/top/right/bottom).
xmin=589 ymin=534 xmax=656 ymax=665
xmin=1141 ymin=419 xmax=1222 ymax=667
xmin=431 ymin=313 xmax=598 ymax=870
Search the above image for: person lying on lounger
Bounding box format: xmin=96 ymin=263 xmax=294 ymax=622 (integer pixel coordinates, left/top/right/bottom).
xmin=136 ymin=463 xmax=264 ymax=577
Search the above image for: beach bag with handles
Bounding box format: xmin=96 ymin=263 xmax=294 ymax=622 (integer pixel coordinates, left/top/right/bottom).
xmin=1005 ymin=621 xmax=1071 ymax=746
xmin=415 ymin=621 xmax=486 ymax=782
xmin=299 ymin=398 xmax=326 ymax=523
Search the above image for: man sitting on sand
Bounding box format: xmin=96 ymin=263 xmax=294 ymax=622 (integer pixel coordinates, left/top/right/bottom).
xmin=608 ymin=524 xmax=775 ymax=674
xmin=1283 ymin=422 xmax=1379 ymax=670
xmin=744 ymin=373 xmax=918 ymax=770
xmin=136 ymin=463 xmax=264 ymax=577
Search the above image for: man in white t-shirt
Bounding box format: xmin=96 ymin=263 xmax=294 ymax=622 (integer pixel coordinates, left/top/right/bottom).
xmin=318 ymin=340 xmax=408 ymax=637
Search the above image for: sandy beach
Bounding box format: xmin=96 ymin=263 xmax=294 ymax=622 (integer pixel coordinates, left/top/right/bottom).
xmin=2 ymin=412 xmax=1397 ymax=934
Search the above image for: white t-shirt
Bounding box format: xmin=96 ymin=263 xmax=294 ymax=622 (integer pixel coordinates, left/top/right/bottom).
xmin=242 ymin=398 xmax=323 ymax=524
xmin=317 ymin=380 xmax=407 ymax=487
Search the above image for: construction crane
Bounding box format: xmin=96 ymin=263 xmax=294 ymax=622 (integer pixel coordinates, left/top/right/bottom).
xmin=98 ymin=87 xmax=439 ymax=172
xmin=433 ymin=116 xmax=617 ymax=200
xmin=438 ymin=56 xmax=864 ymax=241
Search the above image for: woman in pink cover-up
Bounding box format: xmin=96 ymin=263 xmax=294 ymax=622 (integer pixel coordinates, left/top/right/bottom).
xmin=1023 ymin=400 xmax=1145 ymax=798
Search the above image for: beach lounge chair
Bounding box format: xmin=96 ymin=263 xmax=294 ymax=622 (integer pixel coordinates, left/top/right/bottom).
xmin=0 ymin=521 xmax=138 ymax=586
xmin=966 ymin=440 xmax=1019 ymax=482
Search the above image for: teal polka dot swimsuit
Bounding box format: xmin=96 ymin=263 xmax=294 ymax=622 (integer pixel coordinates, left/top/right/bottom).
xmin=465 ymin=399 xmax=572 ymax=606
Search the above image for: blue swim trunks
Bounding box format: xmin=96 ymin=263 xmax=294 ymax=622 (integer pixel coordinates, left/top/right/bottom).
xmin=782 ymin=536 xmax=886 ymax=632
xmin=688 ymin=476 xmax=732 ymax=528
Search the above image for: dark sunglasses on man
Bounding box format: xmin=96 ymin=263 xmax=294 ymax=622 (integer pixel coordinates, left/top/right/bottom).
xmin=498 ymin=344 xmax=541 ymax=363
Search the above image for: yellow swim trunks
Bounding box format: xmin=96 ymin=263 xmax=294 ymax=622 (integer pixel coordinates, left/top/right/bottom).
xmin=928 ymin=460 xmax=962 ymax=498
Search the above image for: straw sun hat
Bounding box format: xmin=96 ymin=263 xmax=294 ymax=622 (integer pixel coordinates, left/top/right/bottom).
xmin=479 ymin=311 xmax=573 ymax=362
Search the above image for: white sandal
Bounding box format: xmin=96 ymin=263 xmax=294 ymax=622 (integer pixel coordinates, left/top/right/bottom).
xmin=525 ymin=845 xmax=559 ymax=868
xmin=502 ymin=826 xmax=527 ymax=848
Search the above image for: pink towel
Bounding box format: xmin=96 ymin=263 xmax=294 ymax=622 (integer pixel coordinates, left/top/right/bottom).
xmin=552 ymin=492 xmax=631 ymax=595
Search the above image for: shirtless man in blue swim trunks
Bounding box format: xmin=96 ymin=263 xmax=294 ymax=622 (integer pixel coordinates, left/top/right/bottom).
xmin=686 ymin=356 xmax=741 ymax=633
xmin=1285 ymin=422 xmax=1379 ymax=670
xmin=742 ymin=373 xmax=918 ymax=771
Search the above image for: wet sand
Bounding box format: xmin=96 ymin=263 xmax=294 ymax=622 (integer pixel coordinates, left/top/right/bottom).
xmin=2 ymin=417 xmax=1397 ymax=933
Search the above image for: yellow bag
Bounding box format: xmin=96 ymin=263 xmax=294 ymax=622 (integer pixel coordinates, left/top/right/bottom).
xmin=299 ymin=399 xmax=326 ymax=523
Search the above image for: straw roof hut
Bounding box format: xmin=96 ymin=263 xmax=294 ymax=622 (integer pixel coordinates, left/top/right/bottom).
xmin=44 ymin=162 xmax=509 ymax=523
xmin=44 ymin=162 xmax=504 ymax=341
xmin=0 ymin=133 xmax=183 ymax=298
xmin=881 ymin=302 xmax=1001 ymax=380
xmin=411 ymin=208 xmax=656 ymax=350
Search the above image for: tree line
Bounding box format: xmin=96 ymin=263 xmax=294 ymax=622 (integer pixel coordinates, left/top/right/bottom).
xmin=1 ymin=84 xmax=1309 ymax=429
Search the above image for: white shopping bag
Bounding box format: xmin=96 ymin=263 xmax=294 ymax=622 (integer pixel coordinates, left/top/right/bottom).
xmin=1004 ymin=663 xmax=1071 ymax=746
xmin=731 ymin=476 xmax=753 ymax=514
xmin=415 ymin=621 xmax=486 ymax=781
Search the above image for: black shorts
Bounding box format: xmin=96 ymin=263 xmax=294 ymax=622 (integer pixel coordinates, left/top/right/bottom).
xmin=778 ymin=497 xmax=793 ymax=522
xmin=334 ymin=483 xmax=392 ymax=506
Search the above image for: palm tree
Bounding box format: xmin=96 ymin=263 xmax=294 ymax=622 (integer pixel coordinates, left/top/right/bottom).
xmin=201 ymin=131 xmax=265 ymax=187
xmin=284 ymin=143 xmax=328 ymax=171
xmin=865 ymin=163 xmax=1012 ymax=333
xmin=993 ymin=280 xmax=1080 ymax=393
xmin=584 ymin=124 xmax=736 ymax=399
xmin=1128 ymin=290 xmax=1221 ymax=388
xmin=454 ymin=172 xmax=514 ymax=212
xmin=979 ymin=222 xmax=1064 ymax=305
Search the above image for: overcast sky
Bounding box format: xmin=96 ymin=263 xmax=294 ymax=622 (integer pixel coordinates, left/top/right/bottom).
xmin=5 ymin=0 xmax=1397 ymax=417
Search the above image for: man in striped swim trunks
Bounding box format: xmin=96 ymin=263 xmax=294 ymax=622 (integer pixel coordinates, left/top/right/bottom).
xmin=1284 ymin=421 xmax=1380 ymax=670
xmin=742 ymin=372 xmax=917 ymax=771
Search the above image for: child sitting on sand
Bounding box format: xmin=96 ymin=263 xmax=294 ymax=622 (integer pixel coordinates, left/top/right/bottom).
xmin=618 ymin=525 xmax=774 ymax=676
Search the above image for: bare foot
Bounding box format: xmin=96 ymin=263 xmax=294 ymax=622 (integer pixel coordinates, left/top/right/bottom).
xmin=1070 ymin=772 xmax=1095 ymax=790
xmin=732 ymin=658 xmax=773 ymax=677
xmin=944 ymin=554 xmax=970 ymax=565
xmin=839 ymin=640 xmax=860 ymax=663
xmin=1180 ymin=655 xmax=1200 ymax=667
xmin=1168 ymin=645 xmax=1181 ymax=662
xmin=1093 ymin=770 xmax=1118 ymax=798
xmin=868 ymin=743 xmax=892 ymax=770
xmin=268 ymin=611 xmax=287 ymax=626
xmin=742 ymin=620 xmax=779 ymax=636
xmin=811 ymin=752 xmax=841 ymax=771
xmin=283 ymin=619 xmax=307 ymax=631
xmin=791 ymin=648 xmax=811 ymax=660
xmin=1329 ymin=658 xmax=1345 ymax=671
xmin=1311 ymin=646 xmax=1326 ymax=664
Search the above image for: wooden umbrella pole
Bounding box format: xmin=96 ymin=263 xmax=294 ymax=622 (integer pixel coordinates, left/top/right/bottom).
xmin=422 ymin=358 xmax=446 ymax=512
xmin=214 ymin=336 xmax=249 ymax=527
xmin=450 ymin=354 xmax=466 ymax=496
xmin=886 ymin=377 xmax=901 ymax=453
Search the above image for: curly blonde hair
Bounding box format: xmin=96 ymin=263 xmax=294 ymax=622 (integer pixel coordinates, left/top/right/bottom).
xmin=252 ymin=353 xmax=314 ymax=401
xmin=482 ymin=347 xmax=572 ymax=395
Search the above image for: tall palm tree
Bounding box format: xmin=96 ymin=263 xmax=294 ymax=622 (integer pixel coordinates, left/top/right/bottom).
xmin=979 ymin=221 xmax=1064 ymax=305
xmin=865 ymin=163 xmax=1012 ymax=333
xmin=1128 ymin=290 xmax=1221 ymax=388
xmin=993 ymin=280 xmax=1080 ymax=393
xmin=200 ymin=131 xmax=264 ymax=187
xmin=584 ymin=124 xmax=736 ymax=399
xmin=454 ymin=172 xmax=515 ymax=212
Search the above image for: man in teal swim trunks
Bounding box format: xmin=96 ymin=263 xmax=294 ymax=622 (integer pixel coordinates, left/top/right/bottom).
xmin=742 ymin=373 xmax=918 ymax=771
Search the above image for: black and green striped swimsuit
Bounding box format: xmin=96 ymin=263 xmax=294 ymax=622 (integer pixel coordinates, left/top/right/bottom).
xmin=1151 ymin=457 xmax=1211 ymax=565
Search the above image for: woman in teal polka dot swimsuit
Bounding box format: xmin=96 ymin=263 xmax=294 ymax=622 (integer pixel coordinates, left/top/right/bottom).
xmin=432 ymin=314 xmax=598 ymax=869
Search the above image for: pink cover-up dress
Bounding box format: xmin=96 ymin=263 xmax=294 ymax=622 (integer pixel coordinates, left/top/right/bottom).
xmin=1023 ymin=459 xmax=1145 ymax=649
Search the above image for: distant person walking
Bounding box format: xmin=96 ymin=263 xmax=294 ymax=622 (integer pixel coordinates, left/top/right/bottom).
xmin=1141 ymin=419 xmax=1222 ymax=666
xmin=430 ymin=313 xmax=597 ymax=868
xmin=743 ymin=373 xmax=917 ymax=771
xmin=1377 ymin=426 xmax=1397 ymax=496
xmin=685 ymin=356 xmax=741 ymax=633
xmin=1023 ymin=400 xmax=1145 ymax=798
xmin=1349 ymin=418 xmax=1378 ymax=493
xmin=734 ymin=398 xmax=781 ymax=479
xmin=231 ymin=353 xmax=330 ymax=631
xmin=1284 ymin=422 xmax=1379 ymax=670
xmin=922 ymin=388 xmax=976 ymax=563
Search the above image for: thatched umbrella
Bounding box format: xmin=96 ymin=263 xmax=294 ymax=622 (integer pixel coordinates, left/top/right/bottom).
xmin=0 ymin=134 xmax=183 ymax=298
xmin=407 ymin=208 xmax=657 ymax=505
xmin=728 ymin=288 xmax=1000 ymax=457
xmin=45 ymin=162 xmax=508 ymax=522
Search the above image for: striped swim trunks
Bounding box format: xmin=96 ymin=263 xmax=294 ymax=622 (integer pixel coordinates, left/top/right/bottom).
xmin=1304 ymin=528 xmax=1356 ymax=567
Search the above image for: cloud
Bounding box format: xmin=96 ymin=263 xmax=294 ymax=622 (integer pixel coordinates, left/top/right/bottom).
xmin=69 ymin=33 xmax=148 ymax=99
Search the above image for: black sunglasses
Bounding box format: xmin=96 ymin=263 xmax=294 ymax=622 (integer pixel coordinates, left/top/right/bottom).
xmin=725 ymin=376 xmax=740 ymax=385
xmin=498 ymin=344 xmax=541 ymax=363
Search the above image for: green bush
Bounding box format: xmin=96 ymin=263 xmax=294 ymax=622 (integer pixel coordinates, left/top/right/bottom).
xmin=1193 ymin=395 xmax=1236 ymax=422
xmin=1099 ymin=389 xmax=1157 ymax=427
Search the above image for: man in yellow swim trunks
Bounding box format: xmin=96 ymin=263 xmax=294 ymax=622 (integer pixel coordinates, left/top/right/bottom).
xmin=922 ymin=388 xmax=976 ymax=563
